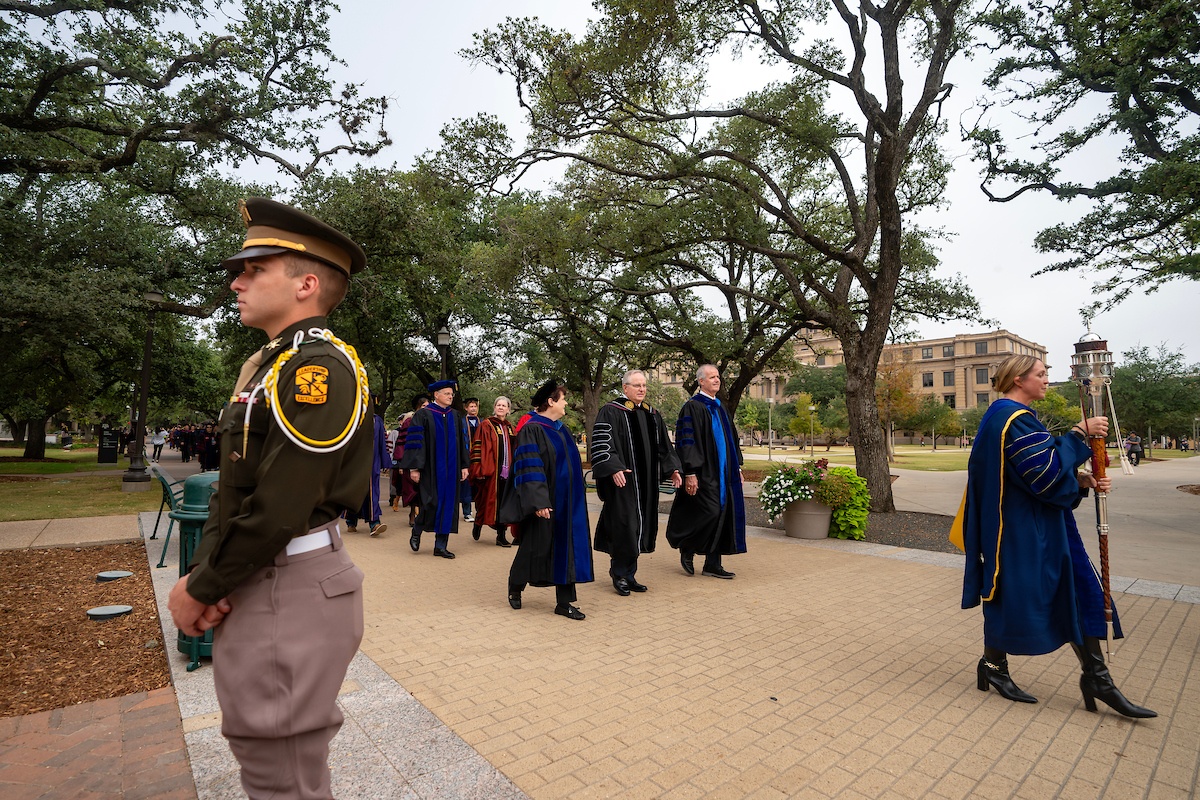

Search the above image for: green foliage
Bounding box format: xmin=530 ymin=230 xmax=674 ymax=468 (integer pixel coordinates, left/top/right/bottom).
xmin=785 ymin=364 xmax=846 ymax=406
xmin=0 ymin=0 xmax=388 ymax=183
xmin=1030 ymin=387 xmax=1077 ymax=434
xmin=825 ymin=466 xmax=871 ymax=541
xmin=465 ymin=0 xmax=978 ymax=511
xmin=1110 ymin=345 xmax=1200 ymax=438
xmin=968 ymin=0 xmax=1200 ymax=305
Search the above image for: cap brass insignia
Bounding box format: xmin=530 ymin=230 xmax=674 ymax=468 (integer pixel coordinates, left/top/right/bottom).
xmin=238 ymin=199 xmax=252 ymax=227
xmin=295 ymin=365 xmax=329 ymax=405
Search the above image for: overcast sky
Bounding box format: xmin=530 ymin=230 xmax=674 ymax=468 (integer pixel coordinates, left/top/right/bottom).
xmin=314 ymin=1 xmax=1196 ymax=374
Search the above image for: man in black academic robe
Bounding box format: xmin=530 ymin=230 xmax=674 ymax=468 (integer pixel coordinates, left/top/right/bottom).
xmin=591 ymin=369 xmax=681 ymax=595
xmin=665 ymin=364 xmax=746 ymax=579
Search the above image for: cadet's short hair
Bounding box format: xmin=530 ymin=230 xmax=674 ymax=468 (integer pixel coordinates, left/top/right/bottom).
xmin=281 ymin=253 xmax=349 ymax=314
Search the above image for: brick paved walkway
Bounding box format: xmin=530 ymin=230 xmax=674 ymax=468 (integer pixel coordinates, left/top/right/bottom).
xmin=353 ymin=523 xmax=1199 ymax=799
xmin=0 ymin=686 xmax=195 ymax=799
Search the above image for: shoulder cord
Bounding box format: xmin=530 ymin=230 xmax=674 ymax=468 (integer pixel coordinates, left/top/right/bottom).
xmin=242 ymin=328 xmax=370 ymax=456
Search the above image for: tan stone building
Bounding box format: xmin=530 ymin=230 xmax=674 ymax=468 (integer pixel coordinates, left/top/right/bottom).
xmin=655 ymin=329 xmax=1047 ymax=410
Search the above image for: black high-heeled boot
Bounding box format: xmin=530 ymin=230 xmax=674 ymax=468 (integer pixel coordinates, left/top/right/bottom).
xmin=977 ymin=648 xmax=1037 ymax=703
xmin=1071 ymin=637 xmax=1157 ymax=718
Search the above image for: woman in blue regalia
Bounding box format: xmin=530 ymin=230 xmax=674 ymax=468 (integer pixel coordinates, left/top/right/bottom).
xmin=962 ymin=355 xmax=1155 ymax=718
xmin=502 ymin=379 xmax=594 ymax=620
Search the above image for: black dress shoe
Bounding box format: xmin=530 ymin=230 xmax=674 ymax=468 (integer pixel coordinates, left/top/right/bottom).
xmin=433 ymin=548 xmax=455 ymax=559
xmin=496 ymin=532 xmax=512 ymax=547
xmin=508 ymin=591 xmax=522 ymax=610
xmin=702 ymin=566 xmax=735 ymax=579
xmin=626 ymin=577 xmax=648 ymax=592
xmin=409 ymin=533 xmax=420 ymax=552
xmin=613 ymin=577 xmax=631 ymax=596
xmin=555 ymin=604 xmax=585 ymax=620
xmin=680 ymin=551 xmax=694 ymax=575
xmin=472 ymin=525 xmax=481 ymax=541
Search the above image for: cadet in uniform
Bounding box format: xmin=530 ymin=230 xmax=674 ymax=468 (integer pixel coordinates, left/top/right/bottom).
xmin=168 ymin=198 xmax=374 ymax=799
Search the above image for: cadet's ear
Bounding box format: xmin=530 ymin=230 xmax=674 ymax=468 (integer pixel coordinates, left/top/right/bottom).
xmin=295 ymin=272 xmax=320 ymax=303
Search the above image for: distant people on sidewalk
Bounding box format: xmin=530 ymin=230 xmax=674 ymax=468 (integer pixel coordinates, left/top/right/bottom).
xmin=345 ymin=398 xmax=392 ymax=537
xmin=666 ymin=364 xmax=746 ymax=580
xmin=503 ymin=380 xmax=594 ymax=620
xmin=591 ymin=369 xmax=681 ymax=596
xmin=1124 ymin=431 xmax=1142 ymax=466
xmin=468 ymin=396 xmax=515 ymax=547
xmin=391 ymin=394 xmax=428 ymax=525
xmin=460 ymin=397 xmax=481 ymax=522
xmin=150 ymin=427 xmax=166 ymax=462
xmin=959 ymin=354 xmax=1155 ymax=718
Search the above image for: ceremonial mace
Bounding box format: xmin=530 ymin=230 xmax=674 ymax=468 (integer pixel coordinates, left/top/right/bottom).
xmin=1070 ymin=331 xmax=1129 ymax=656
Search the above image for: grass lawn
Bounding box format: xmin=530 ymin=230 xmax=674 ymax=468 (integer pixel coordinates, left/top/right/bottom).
xmin=0 ymin=445 xmax=125 ymax=474
xmin=0 ymin=475 xmax=161 ymax=522
xmin=742 ymin=444 xmax=971 ymax=472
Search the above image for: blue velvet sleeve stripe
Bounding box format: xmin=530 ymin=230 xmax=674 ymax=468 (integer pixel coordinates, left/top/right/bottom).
xmin=514 ymin=443 xmax=539 ymax=457
xmin=1007 ymin=430 xmax=1061 ymax=494
xmin=514 ymin=471 xmax=546 ymax=486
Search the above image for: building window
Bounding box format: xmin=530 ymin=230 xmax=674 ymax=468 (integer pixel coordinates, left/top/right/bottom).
xmin=975 ymin=341 xmax=988 ymax=355
xmin=921 ymin=347 xmax=933 ymax=359
xmin=816 ymin=355 xmax=825 ymax=366
xmin=943 ymin=371 xmax=954 ymax=386
xmin=975 ymin=367 xmax=989 ymax=385
xmin=977 ymin=393 xmax=990 ymax=407
xmin=944 ymin=394 xmax=956 ymax=408
xmin=943 ymin=344 xmax=954 ymax=357
xmin=922 ymin=372 xmax=934 ymax=388
xmin=903 ymin=349 xmax=912 ymax=360
xmin=883 ymin=352 xmax=893 ymax=363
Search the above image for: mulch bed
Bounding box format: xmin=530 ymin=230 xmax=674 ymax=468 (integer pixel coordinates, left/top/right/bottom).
xmin=0 ymin=542 xmax=171 ymax=718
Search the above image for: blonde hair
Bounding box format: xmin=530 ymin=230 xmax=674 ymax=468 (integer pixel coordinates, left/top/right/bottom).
xmin=991 ymin=354 xmax=1042 ymax=394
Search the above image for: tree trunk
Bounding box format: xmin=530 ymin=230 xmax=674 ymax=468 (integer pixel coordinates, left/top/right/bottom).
xmin=21 ymin=417 xmax=49 ymax=459
xmin=3 ymin=413 xmax=27 ymax=445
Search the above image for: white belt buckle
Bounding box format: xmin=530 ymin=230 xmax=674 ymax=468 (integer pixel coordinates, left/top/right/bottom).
xmin=285 ymin=524 xmax=337 ymax=556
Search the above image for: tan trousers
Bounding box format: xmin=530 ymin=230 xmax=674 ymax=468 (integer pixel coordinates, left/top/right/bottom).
xmin=214 ymin=525 xmax=363 ymax=799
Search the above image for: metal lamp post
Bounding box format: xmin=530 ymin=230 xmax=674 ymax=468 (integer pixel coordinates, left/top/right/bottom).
xmin=436 ymin=325 xmax=451 ymax=380
xmin=808 ymin=404 xmax=816 ymax=457
xmin=767 ymin=397 xmax=774 ymax=460
xmin=122 ymin=290 xmax=164 ymax=491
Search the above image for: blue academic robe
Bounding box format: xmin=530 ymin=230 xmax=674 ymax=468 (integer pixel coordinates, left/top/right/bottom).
xmin=502 ymin=412 xmax=594 ymax=587
xmin=398 ymin=404 xmax=468 ymax=536
xmin=665 ymin=393 xmax=746 ymax=556
xmin=962 ymin=398 xmax=1122 ymax=655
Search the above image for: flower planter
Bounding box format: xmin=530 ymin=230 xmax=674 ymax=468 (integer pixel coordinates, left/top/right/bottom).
xmin=782 ymin=499 xmax=832 ymax=539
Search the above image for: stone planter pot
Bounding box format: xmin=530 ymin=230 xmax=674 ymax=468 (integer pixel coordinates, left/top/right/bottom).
xmin=782 ymin=499 xmax=832 ymax=539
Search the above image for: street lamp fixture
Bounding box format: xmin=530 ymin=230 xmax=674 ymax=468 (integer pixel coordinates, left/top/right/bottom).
xmin=436 ymin=325 xmax=451 ymax=380
xmin=808 ymin=404 xmax=817 ymax=457
xmin=121 ymin=290 xmax=164 ymax=491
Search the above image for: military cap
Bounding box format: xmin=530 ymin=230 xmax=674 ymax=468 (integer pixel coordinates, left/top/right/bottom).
xmin=221 ymin=197 xmax=367 ymax=276
xmin=531 ymin=378 xmax=561 ymax=408
xmin=427 ymin=379 xmax=457 ymax=392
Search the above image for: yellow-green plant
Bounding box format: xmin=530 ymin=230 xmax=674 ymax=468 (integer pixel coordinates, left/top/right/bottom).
xmin=826 ymin=466 xmax=870 ymax=540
